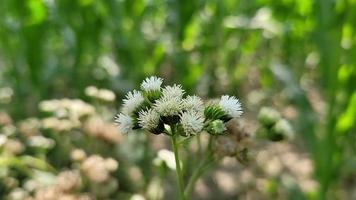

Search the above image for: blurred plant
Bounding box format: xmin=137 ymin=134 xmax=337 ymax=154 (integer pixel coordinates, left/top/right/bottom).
xmin=256 ymin=107 xmax=295 ymax=141
xmin=115 ymin=76 xmax=244 ymax=199
xmin=0 ymin=86 xmax=126 ymax=200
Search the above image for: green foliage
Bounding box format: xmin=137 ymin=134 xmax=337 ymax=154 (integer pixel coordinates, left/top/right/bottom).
xmin=0 ymin=0 xmax=355 ymax=199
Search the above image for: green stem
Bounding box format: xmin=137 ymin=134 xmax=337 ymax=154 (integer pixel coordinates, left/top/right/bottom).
xmin=171 ymin=130 xmax=185 ymax=200
xmin=184 ymin=135 xmax=215 ymax=197
xmin=184 ymin=153 xmax=215 ymax=197
xmin=197 ymin=134 xmax=202 ymax=156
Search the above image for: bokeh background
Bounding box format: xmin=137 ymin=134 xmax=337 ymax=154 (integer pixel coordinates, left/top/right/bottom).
xmin=0 ymin=0 xmax=355 ymax=199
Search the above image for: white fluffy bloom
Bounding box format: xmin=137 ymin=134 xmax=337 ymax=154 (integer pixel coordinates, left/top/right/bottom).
xmin=115 ymin=113 xmax=134 ymax=134
xmin=157 ymin=149 xmax=176 ymax=170
xmin=180 ymin=111 xmax=204 ymax=135
xmin=154 ymin=97 xmax=183 ymax=116
xmin=138 ymin=109 xmax=160 ymax=131
xmin=182 ymin=95 xmax=204 ymax=113
xmin=219 ymin=95 xmax=243 ymax=118
xmin=122 ymin=90 xmax=144 ymax=114
xmin=162 ymin=84 xmax=185 ymax=99
xmin=140 ymin=76 xmax=163 ymax=92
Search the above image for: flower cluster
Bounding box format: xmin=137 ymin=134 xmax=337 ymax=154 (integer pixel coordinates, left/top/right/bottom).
xmin=115 ymin=76 xmax=243 ymax=136
xmin=81 ymin=155 xmax=119 ymax=183
xmin=85 ymin=86 xmax=116 ymax=102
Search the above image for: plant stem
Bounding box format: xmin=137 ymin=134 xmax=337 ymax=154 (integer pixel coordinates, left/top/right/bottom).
xmin=184 ymin=135 xmax=215 ymax=197
xmin=197 ymin=134 xmax=202 ymax=156
xmin=184 ymin=153 xmax=215 ymax=197
xmin=171 ymin=130 xmax=185 ymax=200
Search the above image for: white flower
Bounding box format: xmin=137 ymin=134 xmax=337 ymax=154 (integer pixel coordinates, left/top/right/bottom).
xmin=182 ymin=95 xmax=204 ymax=113
xmin=122 ymin=90 xmax=144 ymax=114
xmin=154 ymin=97 xmax=183 ymax=116
xmin=115 ymin=113 xmax=134 ymax=134
xmin=140 ymin=76 xmax=163 ymax=92
xmin=85 ymin=86 xmax=98 ymax=97
xmin=180 ymin=111 xmax=204 ymax=135
xmin=219 ymin=95 xmax=243 ymax=118
xmin=157 ymin=149 xmax=176 ymax=170
xmin=97 ymin=89 xmax=116 ymax=102
xmin=162 ymin=84 xmax=185 ymax=99
xmin=138 ymin=109 xmax=160 ymax=131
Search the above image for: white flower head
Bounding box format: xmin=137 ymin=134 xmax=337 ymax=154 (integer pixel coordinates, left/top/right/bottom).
xmin=157 ymin=149 xmax=176 ymax=170
xmin=138 ymin=109 xmax=160 ymax=131
xmin=115 ymin=113 xmax=134 ymax=134
xmin=182 ymin=95 xmax=204 ymax=113
xmin=219 ymin=95 xmax=243 ymax=118
xmin=180 ymin=111 xmax=205 ymax=135
xmin=122 ymin=90 xmax=144 ymax=114
xmin=154 ymin=97 xmax=183 ymax=116
xmin=140 ymin=76 xmax=163 ymax=92
xmin=162 ymin=84 xmax=185 ymax=99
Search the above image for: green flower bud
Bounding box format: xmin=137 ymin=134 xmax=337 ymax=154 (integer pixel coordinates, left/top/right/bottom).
xmin=206 ymin=120 xmax=227 ymax=135
xmin=271 ymin=119 xmax=294 ymax=141
xmin=204 ymin=104 xmax=229 ymax=121
xmin=257 ymin=107 xmax=281 ymax=127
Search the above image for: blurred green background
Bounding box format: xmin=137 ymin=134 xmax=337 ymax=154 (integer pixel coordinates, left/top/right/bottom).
xmin=0 ymin=0 xmax=355 ymax=199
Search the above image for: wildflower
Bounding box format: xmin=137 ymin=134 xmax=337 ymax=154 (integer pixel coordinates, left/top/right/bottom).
xmin=115 ymin=113 xmax=134 ymax=134
xmin=131 ymin=194 xmax=146 ymax=200
xmin=97 ymin=89 xmax=116 ymax=102
xmin=85 ymin=86 xmax=98 ymax=97
xmin=156 ymin=149 xmax=177 ymax=170
xmin=85 ymin=86 xmax=116 ymax=102
xmin=0 ymin=135 xmax=6 ymax=147
xmin=18 ymin=118 xmax=41 ymax=137
xmin=122 ymin=90 xmax=144 ymax=114
xmin=7 ymin=188 xmax=29 ymax=200
xmin=42 ymin=117 xmax=80 ymax=132
xmin=180 ymin=111 xmax=204 ymax=135
xmin=67 ymin=99 xmax=95 ymax=118
xmin=161 ymin=84 xmax=185 ymax=99
xmin=4 ymin=139 xmax=24 ymax=155
xmin=182 ymin=95 xmax=204 ymax=113
xmin=153 ymin=97 xmax=183 ymax=117
xmin=84 ymin=117 xmax=122 ymax=143
xmin=206 ymin=120 xmax=227 ymax=135
xmin=81 ymin=155 xmax=111 ymax=183
xmin=32 ymin=187 xmax=60 ymax=200
xmin=39 ymin=99 xmax=95 ymax=118
xmin=27 ymin=135 xmax=55 ymax=150
xmin=138 ymin=109 xmax=161 ymax=132
xmin=56 ymin=170 xmax=81 ymax=192
xmin=140 ymin=76 xmax=163 ymax=92
xmin=219 ymin=95 xmax=243 ymax=118
xmin=104 ymin=158 xmax=119 ymax=171
xmin=0 ymin=112 xmax=12 ymax=126
xmin=71 ymin=149 xmax=87 ymax=162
